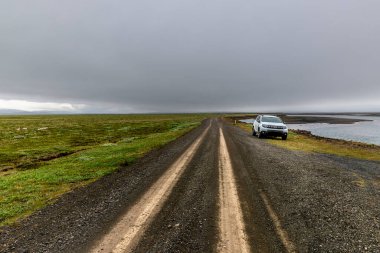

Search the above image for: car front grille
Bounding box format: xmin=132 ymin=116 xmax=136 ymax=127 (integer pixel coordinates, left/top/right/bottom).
xmin=267 ymin=125 xmax=285 ymax=129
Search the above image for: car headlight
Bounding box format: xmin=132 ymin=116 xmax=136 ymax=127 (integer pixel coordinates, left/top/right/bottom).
xmin=262 ymin=124 xmax=269 ymax=128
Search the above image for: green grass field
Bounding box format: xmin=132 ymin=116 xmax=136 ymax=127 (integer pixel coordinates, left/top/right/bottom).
xmin=0 ymin=114 xmax=206 ymax=226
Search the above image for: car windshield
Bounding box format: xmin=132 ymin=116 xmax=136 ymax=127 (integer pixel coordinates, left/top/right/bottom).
xmin=262 ymin=116 xmax=283 ymax=123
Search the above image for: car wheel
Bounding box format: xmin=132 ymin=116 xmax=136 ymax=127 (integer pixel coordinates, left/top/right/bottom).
xmin=252 ymin=128 xmax=256 ymax=136
xmin=282 ymin=135 xmax=287 ymax=140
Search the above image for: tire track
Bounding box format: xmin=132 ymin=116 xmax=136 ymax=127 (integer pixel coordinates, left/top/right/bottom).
xmin=89 ymin=123 xmax=210 ymax=253
xmin=258 ymin=191 xmax=297 ymax=253
xmin=222 ymin=120 xmax=297 ymax=253
xmin=133 ymin=119 xmax=219 ymax=252
xmin=217 ymin=128 xmax=251 ymax=253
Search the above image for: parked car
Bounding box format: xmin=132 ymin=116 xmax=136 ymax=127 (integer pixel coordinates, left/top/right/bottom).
xmin=252 ymin=115 xmax=288 ymax=140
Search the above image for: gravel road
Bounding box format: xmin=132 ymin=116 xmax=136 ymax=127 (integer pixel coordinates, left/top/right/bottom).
xmin=1 ymin=118 xmax=379 ymax=252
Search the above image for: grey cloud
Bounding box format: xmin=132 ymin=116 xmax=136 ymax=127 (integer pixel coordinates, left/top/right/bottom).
xmin=1 ymin=0 xmax=380 ymax=112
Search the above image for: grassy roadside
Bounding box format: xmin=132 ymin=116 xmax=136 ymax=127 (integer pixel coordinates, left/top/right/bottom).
xmin=0 ymin=114 xmax=206 ymax=226
xmin=232 ymin=120 xmax=380 ymax=162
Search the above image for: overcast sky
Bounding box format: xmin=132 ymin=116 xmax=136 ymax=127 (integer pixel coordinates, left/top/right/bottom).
xmin=1 ymin=0 xmax=380 ymax=113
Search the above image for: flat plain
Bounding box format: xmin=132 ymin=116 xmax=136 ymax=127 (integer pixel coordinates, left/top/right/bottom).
xmin=1 ymin=115 xmax=379 ymax=253
xmin=0 ymin=114 xmax=205 ymax=226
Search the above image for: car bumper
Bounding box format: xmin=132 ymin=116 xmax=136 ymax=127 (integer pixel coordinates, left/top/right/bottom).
xmin=260 ymin=128 xmax=288 ymax=136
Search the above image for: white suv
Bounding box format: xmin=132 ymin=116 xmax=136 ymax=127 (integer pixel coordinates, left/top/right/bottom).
xmin=253 ymin=115 xmax=288 ymax=140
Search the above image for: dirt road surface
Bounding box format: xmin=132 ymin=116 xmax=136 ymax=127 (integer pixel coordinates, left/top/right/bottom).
xmin=1 ymin=118 xmax=379 ymax=252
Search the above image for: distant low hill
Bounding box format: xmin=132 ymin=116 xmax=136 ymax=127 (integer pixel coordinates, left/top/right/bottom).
xmin=0 ymin=109 xmax=73 ymax=115
xmin=0 ymin=109 xmax=31 ymax=115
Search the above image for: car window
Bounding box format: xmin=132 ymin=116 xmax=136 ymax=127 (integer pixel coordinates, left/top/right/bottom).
xmin=256 ymin=116 xmax=261 ymax=123
xmin=262 ymin=116 xmax=283 ymax=123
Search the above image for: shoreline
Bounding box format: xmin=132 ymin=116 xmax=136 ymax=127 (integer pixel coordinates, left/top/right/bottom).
xmin=232 ymin=118 xmax=379 ymax=149
xmin=225 ymin=116 xmax=380 ymax=161
xmin=228 ymin=114 xmax=370 ymax=124
xmin=290 ymin=129 xmax=380 ymax=149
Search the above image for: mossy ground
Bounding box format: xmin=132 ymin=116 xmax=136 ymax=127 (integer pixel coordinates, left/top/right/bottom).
xmin=0 ymin=114 xmax=206 ymax=226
